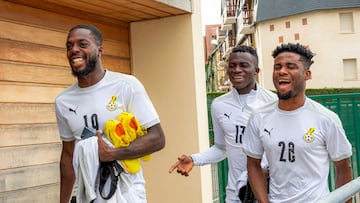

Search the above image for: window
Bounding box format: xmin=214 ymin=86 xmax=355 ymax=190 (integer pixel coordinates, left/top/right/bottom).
xmin=339 ymin=12 xmax=354 ymax=33
xmin=285 ymin=21 xmax=290 ymax=28
xmin=278 ymin=36 xmax=284 ymax=43
xmin=294 ymin=33 xmax=300 ymax=40
xmin=302 ymin=18 xmax=307 ymax=25
xmin=343 ymin=58 xmax=357 ymax=80
xmin=270 ymin=24 xmax=274 ymax=31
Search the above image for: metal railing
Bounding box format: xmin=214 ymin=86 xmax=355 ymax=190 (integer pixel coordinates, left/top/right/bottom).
xmin=315 ymin=177 xmax=360 ymax=203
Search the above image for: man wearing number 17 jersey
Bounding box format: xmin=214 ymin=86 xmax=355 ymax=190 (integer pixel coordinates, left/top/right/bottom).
xmin=242 ymin=43 xmax=353 ymax=203
xmin=208 ymin=81 xmax=276 ymax=202
xmin=169 ymin=45 xmax=277 ymax=203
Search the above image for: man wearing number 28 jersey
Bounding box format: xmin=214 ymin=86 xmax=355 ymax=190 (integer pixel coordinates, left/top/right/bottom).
xmin=242 ymin=43 xmax=352 ymax=203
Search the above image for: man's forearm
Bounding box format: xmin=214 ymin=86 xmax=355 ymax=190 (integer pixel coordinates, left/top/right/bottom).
xmin=249 ymin=168 xmax=269 ymax=203
xmin=60 ymin=175 xmax=75 ymax=203
xmin=248 ymin=157 xmax=269 ymax=203
xmin=60 ymin=158 xmax=75 ymax=203
xmin=191 ymin=144 xmax=226 ymax=166
xmin=109 ymin=124 xmax=165 ymax=161
xmin=335 ymin=158 xmax=353 ymax=203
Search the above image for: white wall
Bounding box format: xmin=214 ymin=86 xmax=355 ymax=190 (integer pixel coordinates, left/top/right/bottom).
xmin=130 ymin=0 xmax=213 ymax=202
xmin=255 ymin=8 xmax=360 ymax=90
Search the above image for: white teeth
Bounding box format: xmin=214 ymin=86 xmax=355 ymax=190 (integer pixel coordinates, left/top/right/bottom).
xmin=72 ymin=58 xmax=83 ymax=63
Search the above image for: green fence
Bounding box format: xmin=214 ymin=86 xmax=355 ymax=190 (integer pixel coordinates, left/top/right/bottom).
xmin=207 ymin=93 xmax=360 ymax=203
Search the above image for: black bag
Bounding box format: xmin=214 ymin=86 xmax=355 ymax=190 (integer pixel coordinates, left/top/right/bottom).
xmin=239 ymin=181 xmax=256 ymax=203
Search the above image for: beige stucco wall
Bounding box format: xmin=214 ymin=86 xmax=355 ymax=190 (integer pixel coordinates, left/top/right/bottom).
xmin=255 ymin=8 xmax=360 ymax=91
xmin=130 ymin=0 xmax=213 ymax=202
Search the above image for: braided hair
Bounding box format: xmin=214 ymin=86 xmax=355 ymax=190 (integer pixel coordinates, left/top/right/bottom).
xmin=272 ymin=43 xmax=315 ymax=69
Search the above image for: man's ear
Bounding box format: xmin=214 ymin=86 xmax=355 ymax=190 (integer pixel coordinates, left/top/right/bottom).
xmin=305 ymin=69 xmax=312 ymax=80
xmin=98 ymin=47 xmax=104 ymax=56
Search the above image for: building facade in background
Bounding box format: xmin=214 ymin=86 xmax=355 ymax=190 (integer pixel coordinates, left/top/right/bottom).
xmin=207 ymin=0 xmax=360 ymax=92
xmin=205 ymin=1 xmax=360 ymax=202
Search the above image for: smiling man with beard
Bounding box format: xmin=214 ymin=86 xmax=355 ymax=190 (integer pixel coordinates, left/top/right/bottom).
xmin=242 ymin=43 xmax=353 ymax=203
xmin=55 ymin=24 xmax=165 ymax=203
xmin=70 ymin=51 xmax=97 ymax=78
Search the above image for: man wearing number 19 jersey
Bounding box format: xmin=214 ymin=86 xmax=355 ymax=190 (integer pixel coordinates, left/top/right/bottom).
xmin=55 ymin=24 xmax=165 ymax=203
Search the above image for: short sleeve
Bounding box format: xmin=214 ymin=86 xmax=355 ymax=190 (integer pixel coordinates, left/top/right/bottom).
xmin=242 ymin=113 xmax=263 ymax=159
xmin=55 ymin=101 xmax=76 ymax=141
xmin=125 ymin=76 xmax=160 ymax=128
xmin=325 ymin=119 xmax=352 ymax=161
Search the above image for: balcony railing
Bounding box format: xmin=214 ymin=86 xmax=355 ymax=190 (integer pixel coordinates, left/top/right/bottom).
xmin=221 ymin=0 xmax=239 ymax=27
xmin=227 ymin=32 xmax=236 ymax=47
xmin=216 ymin=27 xmax=226 ymax=43
xmin=241 ymin=2 xmax=253 ymax=25
xmin=225 ymin=0 xmax=238 ymax=17
xmin=238 ymin=0 xmax=255 ymax=34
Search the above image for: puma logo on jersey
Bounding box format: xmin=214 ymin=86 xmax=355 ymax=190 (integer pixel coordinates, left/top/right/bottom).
xmin=69 ymin=107 xmax=78 ymax=115
xmin=264 ymin=128 xmax=273 ymax=137
xmin=224 ymin=112 xmax=232 ymax=120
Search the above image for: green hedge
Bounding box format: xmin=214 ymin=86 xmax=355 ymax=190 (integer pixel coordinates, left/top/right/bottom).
xmin=305 ymin=88 xmax=360 ymax=95
xmin=207 ymin=88 xmax=360 ymax=98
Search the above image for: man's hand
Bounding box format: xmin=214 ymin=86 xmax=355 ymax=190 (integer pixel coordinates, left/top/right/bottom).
xmin=168 ymin=155 xmax=194 ymax=176
xmin=96 ymin=131 xmax=115 ymax=162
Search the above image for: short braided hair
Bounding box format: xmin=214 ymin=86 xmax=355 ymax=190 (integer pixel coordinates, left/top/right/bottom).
xmin=272 ymin=43 xmax=315 ymax=69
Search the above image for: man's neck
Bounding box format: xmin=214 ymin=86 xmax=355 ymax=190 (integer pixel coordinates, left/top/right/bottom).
xmin=278 ymin=94 xmax=306 ymax=111
xmin=78 ymin=66 xmax=105 ymax=88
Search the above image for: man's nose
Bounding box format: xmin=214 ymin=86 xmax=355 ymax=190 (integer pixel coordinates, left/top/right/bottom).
xmin=277 ymin=66 xmax=289 ymax=75
xmin=233 ymin=65 xmax=243 ymax=72
xmin=69 ymin=44 xmax=81 ymax=53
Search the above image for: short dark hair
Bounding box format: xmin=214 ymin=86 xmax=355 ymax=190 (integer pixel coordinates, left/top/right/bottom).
xmin=69 ymin=24 xmax=103 ymax=46
xmin=272 ymin=43 xmax=315 ymax=69
xmin=229 ymin=45 xmax=258 ymax=65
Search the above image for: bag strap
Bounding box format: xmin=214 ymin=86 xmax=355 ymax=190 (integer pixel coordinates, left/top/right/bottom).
xmin=98 ymin=161 xmax=124 ymax=200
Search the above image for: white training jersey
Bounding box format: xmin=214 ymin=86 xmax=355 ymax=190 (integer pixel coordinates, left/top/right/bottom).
xmin=191 ymin=85 xmax=277 ymax=202
xmin=55 ymin=70 xmax=159 ymax=141
xmin=242 ymin=98 xmax=352 ymax=203
xmin=55 ymin=70 xmax=160 ymax=196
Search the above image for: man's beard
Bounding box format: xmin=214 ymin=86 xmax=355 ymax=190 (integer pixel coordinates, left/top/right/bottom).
xmin=71 ymin=54 xmax=97 ymax=77
xmin=277 ymin=91 xmax=293 ymax=100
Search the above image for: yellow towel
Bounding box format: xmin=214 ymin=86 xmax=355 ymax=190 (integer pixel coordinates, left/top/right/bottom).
xmin=103 ymin=112 xmax=151 ymax=174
